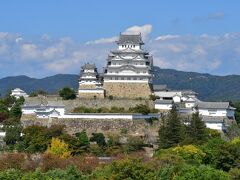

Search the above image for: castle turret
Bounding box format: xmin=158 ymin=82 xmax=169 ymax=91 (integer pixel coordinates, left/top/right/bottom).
xmin=78 ymin=63 xmax=104 ymax=98
xmin=103 ymin=33 xmax=153 ymax=98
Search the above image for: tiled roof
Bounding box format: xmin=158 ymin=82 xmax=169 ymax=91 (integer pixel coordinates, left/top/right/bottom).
xmin=197 ymin=101 xmax=230 ymax=109
xmin=153 ymin=84 xmax=167 ymax=91
xmin=154 ymin=99 xmax=173 ymax=104
xmin=201 ymin=116 xmax=225 ymax=123
xmin=82 ymin=63 xmax=96 ymax=70
xmin=116 ymin=34 xmax=144 ymax=44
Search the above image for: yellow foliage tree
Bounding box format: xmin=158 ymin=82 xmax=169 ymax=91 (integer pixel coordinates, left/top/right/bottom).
xmin=172 ymin=145 xmax=206 ymax=164
xmin=47 ymin=137 xmax=71 ymax=158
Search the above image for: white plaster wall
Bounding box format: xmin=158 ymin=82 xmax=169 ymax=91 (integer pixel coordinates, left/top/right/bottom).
xmin=173 ymin=96 xmax=181 ymax=103
xmin=22 ymin=107 xmax=36 ymax=114
xmin=63 ymin=114 xmax=133 ymax=119
xmin=205 ymin=122 xmax=223 ymax=130
xmin=155 ymin=104 xmax=172 ymax=110
xmin=199 ymin=109 xmax=227 ymax=116
xmin=118 ymin=45 xmax=140 ymax=50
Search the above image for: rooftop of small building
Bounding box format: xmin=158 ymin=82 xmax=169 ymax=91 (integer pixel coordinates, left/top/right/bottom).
xmin=153 ymin=84 xmax=167 ymax=91
xmin=201 ymin=116 xmax=225 ymax=123
xmin=197 ymin=101 xmax=235 ymax=109
xmin=154 ymin=99 xmax=173 ymax=104
xmin=116 ymin=33 xmax=144 ymax=45
xmin=11 ymin=88 xmax=26 ymax=92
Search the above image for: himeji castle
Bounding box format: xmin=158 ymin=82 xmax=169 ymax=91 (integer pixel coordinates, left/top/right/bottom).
xmin=78 ymin=33 xmax=154 ymax=99
xmin=103 ymin=33 xmax=153 ymax=98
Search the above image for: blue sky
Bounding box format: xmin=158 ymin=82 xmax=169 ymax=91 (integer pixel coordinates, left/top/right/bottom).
xmin=0 ymin=0 xmax=240 ymax=78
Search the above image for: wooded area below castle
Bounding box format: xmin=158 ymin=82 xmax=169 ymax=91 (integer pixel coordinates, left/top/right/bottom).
xmin=0 ymin=93 xmax=240 ymax=179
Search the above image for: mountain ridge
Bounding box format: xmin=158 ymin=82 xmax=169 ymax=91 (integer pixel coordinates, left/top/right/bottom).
xmin=1 ymin=67 xmax=240 ymax=101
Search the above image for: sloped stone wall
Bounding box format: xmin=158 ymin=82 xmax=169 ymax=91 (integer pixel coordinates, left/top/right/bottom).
xmin=21 ymin=114 xmax=160 ymax=140
xmin=103 ymin=82 xmax=152 ymax=99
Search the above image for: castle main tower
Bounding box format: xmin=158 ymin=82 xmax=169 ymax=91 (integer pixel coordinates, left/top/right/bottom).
xmin=103 ymin=33 xmax=153 ymax=98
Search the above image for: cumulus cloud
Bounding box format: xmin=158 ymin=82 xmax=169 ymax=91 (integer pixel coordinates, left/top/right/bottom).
xmin=86 ymin=24 xmax=152 ymax=44
xmin=0 ymin=28 xmax=240 ymax=78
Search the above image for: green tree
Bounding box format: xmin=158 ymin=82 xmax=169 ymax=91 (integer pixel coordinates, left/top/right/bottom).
xmin=158 ymin=106 xmax=182 ymax=149
xmin=188 ymin=112 xmax=206 ymax=143
xmin=3 ymin=118 xmax=22 ymax=146
xmin=9 ymin=103 xmax=22 ymax=119
xmin=75 ymin=130 xmax=89 ymax=147
xmin=91 ymin=158 xmax=156 ymax=180
xmin=59 ymin=87 xmax=76 ymax=100
xmin=173 ymin=164 xmax=230 ymax=180
xmin=90 ymin=133 xmax=106 ymax=147
xmin=0 ymin=102 xmax=9 ymax=123
xmin=233 ymin=102 xmax=240 ymax=124
xmin=22 ymin=125 xmax=64 ymax=153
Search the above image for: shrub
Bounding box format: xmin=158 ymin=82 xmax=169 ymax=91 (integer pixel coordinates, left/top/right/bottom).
xmin=47 ymin=138 xmax=71 ymax=158
xmin=229 ymin=168 xmax=240 ymax=180
xmin=124 ymin=136 xmax=145 ymax=152
xmin=91 ymin=158 xmax=156 ymax=180
xmin=0 ymin=153 xmax=25 ymax=171
xmin=172 ymin=145 xmax=206 ymax=164
xmin=90 ymin=133 xmax=106 ymax=147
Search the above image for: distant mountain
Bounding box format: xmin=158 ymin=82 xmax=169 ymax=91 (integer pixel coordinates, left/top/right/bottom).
xmin=153 ymin=67 xmax=240 ymax=101
xmin=0 ymin=74 xmax=79 ymax=96
xmin=1 ymin=67 xmax=240 ymax=101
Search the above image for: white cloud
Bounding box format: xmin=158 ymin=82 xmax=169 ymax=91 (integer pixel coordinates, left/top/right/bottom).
xmin=155 ymin=35 xmax=179 ymax=41
xmin=86 ymin=24 xmax=152 ymax=44
xmin=86 ymin=36 xmax=118 ymax=45
xmin=0 ymin=30 xmax=240 ymax=78
xmin=20 ymin=43 xmax=40 ymax=60
xmin=123 ymin=24 xmax=152 ymax=40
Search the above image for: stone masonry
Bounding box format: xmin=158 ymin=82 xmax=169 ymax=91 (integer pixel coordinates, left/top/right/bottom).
xmin=103 ymin=82 xmax=152 ymax=99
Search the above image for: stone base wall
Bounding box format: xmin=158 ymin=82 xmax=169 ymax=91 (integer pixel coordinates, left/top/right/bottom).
xmin=21 ymin=114 xmax=160 ymax=143
xmin=78 ymin=92 xmax=104 ymax=99
xmin=103 ymin=82 xmax=152 ymax=99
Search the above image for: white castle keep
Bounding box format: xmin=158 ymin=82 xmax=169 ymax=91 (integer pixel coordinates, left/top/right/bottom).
xmin=78 ymin=33 xmax=153 ymax=99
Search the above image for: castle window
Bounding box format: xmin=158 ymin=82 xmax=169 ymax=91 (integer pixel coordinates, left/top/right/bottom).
xmin=115 ymin=77 xmax=118 ymax=80
xmin=127 ymin=77 xmax=131 ymax=80
xmin=133 ymin=45 xmax=135 ymax=48
xmin=133 ymin=77 xmax=137 ymax=80
xmin=121 ymin=77 xmax=124 ymax=80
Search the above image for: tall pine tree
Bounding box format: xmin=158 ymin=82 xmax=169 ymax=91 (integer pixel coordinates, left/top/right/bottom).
xmin=158 ymin=106 xmax=182 ymax=149
xmin=189 ymin=112 xmax=206 ymax=143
